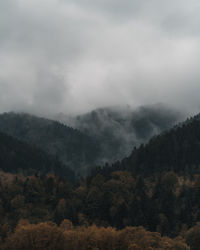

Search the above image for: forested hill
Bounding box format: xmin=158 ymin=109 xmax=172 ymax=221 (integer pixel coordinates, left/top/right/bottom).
xmin=0 ymin=112 xmax=100 ymax=174
xmin=108 ymin=114 xmax=200 ymax=177
xmin=0 ymin=132 xmax=74 ymax=180
xmin=0 ymin=112 xmax=200 ymax=248
xmin=0 ymin=106 xmax=181 ymax=175
xmin=56 ymin=104 xmax=182 ymax=164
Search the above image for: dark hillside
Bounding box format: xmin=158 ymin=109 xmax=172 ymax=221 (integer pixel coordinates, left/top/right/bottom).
xmin=0 ymin=131 xmax=74 ymax=180
xmin=122 ymin=118 xmax=200 ymax=176
xmin=57 ymin=104 xmax=182 ymax=164
xmin=0 ymin=112 xmax=100 ymax=174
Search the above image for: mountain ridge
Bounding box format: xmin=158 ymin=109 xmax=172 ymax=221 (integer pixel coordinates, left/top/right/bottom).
xmin=0 ymin=112 xmax=100 ymax=174
xmin=56 ymin=104 xmax=184 ymax=164
xmin=0 ymin=131 xmax=74 ymax=180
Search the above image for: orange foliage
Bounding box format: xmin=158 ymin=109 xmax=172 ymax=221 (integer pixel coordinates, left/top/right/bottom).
xmin=0 ymin=221 xmax=190 ymax=250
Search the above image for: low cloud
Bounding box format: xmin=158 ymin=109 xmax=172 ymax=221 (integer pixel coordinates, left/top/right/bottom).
xmin=0 ymin=0 xmax=200 ymax=116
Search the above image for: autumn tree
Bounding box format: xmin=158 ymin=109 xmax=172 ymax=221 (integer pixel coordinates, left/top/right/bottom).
xmin=3 ymin=222 xmax=65 ymax=250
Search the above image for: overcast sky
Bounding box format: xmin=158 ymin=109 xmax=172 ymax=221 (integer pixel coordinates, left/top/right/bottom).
xmin=0 ymin=0 xmax=200 ymax=116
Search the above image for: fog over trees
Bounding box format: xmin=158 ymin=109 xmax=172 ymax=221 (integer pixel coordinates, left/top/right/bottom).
xmin=0 ymin=0 xmax=200 ymax=249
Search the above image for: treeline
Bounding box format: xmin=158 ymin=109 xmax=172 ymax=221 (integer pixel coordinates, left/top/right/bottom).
xmin=0 ymin=132 xmax=74 ymax=181
xmin=0 ymin=170 xmax=199 ymax=239
xmin=0 ymin=220 xmax=191 ymax=250
xmin=120 ymin=119 xmax=200 ymax=176
xmin=0 ymin=112 xmax=100 ymax=173
xmin=1 ymin=113 xmax=200 ymax=249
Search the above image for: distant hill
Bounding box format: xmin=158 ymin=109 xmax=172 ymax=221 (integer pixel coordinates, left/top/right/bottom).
xmin=0 ymin=105 xmax=183 ymax=175
xmin=0 ymin=113 xmax=100 ymax=174
xmin=1 ymin=109 xmax=200 ymax=241
xmin=84 ymin=112 xmax=200 ymax=236
xmin=57 ymin=104 xmax=183 ymax=164
xmin=98 ymin=111 xmax=200 ymax=177
xmin=0 ymin=131 xmax=74 ymax=180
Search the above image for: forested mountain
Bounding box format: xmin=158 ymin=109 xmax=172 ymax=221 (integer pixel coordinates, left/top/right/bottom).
xmin=0 ymin=105 xmax=182 ymax=175
xmin=111 ymin=114 xmax=200 ymax=177
xmin=0 ymin=132 xmax=74 ymax=180
xmin=0 ymin=112 xmax=200 ymax=249
xmin=0 ymin=113 xmax=100 ymax=174
xmin=0 ymin=169 xmax=196 ymax=249
xmin=73 ymin=112 xmax=200 ymax=239
xmin=57 ymin=104 xmax=183 ymax=164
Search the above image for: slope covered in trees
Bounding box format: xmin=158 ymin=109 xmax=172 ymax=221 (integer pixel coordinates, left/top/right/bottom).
xmin=0 ymin=132 xmax=74 ymax=180
xmin=0 ymin=105 xmax=182 ymax=175
xmin=1 ymin=221 xmax=189 ymax=250
xmin=57 ymin=104 xmax=183 ymax=164
xmin=79 ymin=113 xmax=200 ymax=237
xmin=104 ymin=114 xmax=200 ymax=177
xmin=0 ymin=112 xmax=100 ymax=174
xmin=0 ymin=170 xmax=198 ymax=249
xmin=0 ymin=111 xmax=200 ymax=249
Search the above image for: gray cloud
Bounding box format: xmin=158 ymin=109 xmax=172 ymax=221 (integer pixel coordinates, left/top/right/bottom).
xmin=0 ymin=0 xmax=200 ymax=116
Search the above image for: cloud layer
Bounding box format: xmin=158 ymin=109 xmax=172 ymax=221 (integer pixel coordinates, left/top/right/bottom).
xmin=0 ymin=0 xmax=200 ymax=115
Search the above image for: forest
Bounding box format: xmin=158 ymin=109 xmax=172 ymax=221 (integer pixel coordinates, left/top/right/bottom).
xmin=0 ymin=171 xmax=197 ymax=249
xmin=1 ymin=0 xmax=199 ymax=248
xmin=0 ymin=113 xmax=200 ymax=249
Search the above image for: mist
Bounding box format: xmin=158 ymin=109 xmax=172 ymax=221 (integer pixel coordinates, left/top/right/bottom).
xmin=0 ymin=0 xmax=200 ymax=116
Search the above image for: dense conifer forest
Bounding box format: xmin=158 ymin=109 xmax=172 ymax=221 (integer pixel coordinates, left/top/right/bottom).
xmin=56 ymin=105 xmax=181 ymax=163
xmin=0 ymin=112 xmax=200 ymax=249
xmin=0 ymin=113 xmax=100 ymax=174
xmin=0 ymin=132 xmax=74 ymax=180
xmin=0 ymin=106 xmax=180 ymax=174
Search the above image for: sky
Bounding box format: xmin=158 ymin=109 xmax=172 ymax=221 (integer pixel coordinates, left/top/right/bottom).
xmin=0 ymin=0 xmax=200 ymax=116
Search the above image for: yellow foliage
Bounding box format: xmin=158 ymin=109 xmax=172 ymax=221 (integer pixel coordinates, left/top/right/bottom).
xmin=1 ymin=222 xmax=189 ymax=250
